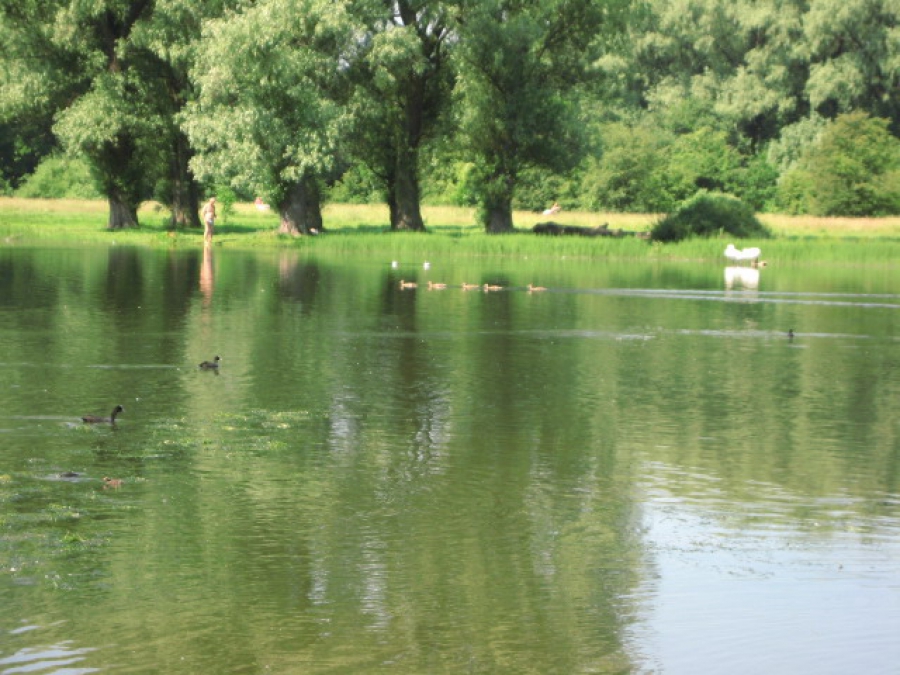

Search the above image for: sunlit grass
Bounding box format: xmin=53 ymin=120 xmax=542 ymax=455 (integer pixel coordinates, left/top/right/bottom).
xmin=3 ymin=197 xmax=900 ymax=265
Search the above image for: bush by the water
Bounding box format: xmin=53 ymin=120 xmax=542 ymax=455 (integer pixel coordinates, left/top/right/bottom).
xmin=650 ymin=192 xmax=771 ymax=243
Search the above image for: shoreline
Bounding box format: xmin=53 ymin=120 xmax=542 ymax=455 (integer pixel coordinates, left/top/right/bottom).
xmin=3 ymin=198 xmax=900 ymax=265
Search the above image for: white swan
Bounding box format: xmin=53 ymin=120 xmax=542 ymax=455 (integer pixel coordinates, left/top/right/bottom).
xmin=725 ymin=243 xmax=761 ymax=265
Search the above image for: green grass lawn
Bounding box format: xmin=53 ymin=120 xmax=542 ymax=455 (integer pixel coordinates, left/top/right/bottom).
xmin=3 ymin=197 xmax=900 ymax=265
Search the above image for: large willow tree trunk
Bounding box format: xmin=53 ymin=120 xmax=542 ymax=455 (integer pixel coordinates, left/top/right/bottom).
xmin=391 ymin=148 xmax=426 ymax=231
xmin=278 ymin=175 xmax=323 ymax=235
xmin=107 ymin=193 xmax=139 ymax=230
xmin=482 ymin=173 xmax=515 ymax=233
xmin=168 ymin=133 xmax=202 ymax=230
xmin=486 ymin=204 xmax=514 ymax=233
xmin=97 ymin=135 xmax=143 ymax=230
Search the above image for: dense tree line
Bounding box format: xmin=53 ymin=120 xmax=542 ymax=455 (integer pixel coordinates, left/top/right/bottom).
xmin=1 ymin=0 xmax=899 ymax=232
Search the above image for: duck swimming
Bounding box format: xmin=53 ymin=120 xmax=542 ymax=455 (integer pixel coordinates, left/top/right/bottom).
xmin=199 ymin=356 xmax=220 ymax=369
xmin=82 ymin=405 xmax=124 ymax=424
xmin=103 ymin=476 xmax=123 ymax=489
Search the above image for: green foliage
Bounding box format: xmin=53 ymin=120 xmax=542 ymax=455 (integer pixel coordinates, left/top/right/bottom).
xmin=582 ymin=119 xmax=779 ymax=213
xmin=728 ymin=153 xmax=780 ymax=212
xmin=212 ymin=186 xmax=237 ymax=222
xmin=327 ymin=164 xmax=383 ymax=204
xmin=581 ymin=122 xmax=673 ymax=213
xmin=661 ymin=127 xmax=743 ymax=202
xmin=453 ymin=0 xmax=623 ymax=230
xmin=650 ymin=191 xmax=772 ymax=242
xmin=513 ymin=166 xmax=574 ymax=213
xmin=15 ymin=154 xmax=102 ymax=199
xmin=766 ymin=116 xmax=829 ymax=174
xmin=779 ymin=112 xmax=900 ymax=216
xmin=774 ymin=168 xmax=815 ymax=215
xmin=184 ymin=0 xmax=352 ymax=206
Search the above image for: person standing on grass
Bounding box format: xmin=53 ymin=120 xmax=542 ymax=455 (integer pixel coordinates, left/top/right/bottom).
xmin=201 ymin=197 xmax=216 ymax=244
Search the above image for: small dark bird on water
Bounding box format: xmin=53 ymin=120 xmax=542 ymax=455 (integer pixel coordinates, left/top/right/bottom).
xmin=199 ymin=355 xmax=220 ymax=369
xmin=82 ymin=405 xmax=124 ymax=424
xmin=788 ymin=329 xmax=795 ymax=341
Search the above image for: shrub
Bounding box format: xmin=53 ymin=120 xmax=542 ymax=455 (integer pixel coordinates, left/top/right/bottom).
xmin=650 ymin=191 xmax=771 ymax=243
xmin=581 ymin=122 xmax=674 ymax=213
xmin=15 ymin=154 xmax=102 ymax=199
xmin=786 ymin=112 xmax=900 ymax=216
xmin=211 ymin=185 xmax=237 ymax=222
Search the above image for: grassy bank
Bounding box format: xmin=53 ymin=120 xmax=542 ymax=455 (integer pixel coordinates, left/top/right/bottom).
xmin=2 ymin=197 xmax=900 ymax=265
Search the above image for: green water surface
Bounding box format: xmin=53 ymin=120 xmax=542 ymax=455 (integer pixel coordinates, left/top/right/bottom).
xmin=1 ymin=245 xmax=898 ymax=674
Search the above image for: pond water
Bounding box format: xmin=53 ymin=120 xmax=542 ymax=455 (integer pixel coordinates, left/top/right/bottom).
xmin=1 ymin=243 xmax=898 ymax=674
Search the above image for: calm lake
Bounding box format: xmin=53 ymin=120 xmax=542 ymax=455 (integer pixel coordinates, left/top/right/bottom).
xmin=1 ymin=243 xmax=898 ymax=674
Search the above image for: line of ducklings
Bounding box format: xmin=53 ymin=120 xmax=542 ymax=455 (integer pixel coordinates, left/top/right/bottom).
xmin=399 ymin=281 xmax=547 ymax=293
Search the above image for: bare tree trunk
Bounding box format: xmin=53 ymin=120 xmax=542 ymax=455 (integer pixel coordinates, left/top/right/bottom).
xmin=391 ymin=148 xmax=426 ymax=231
xmin=486 ymin=205 xmax=514 ymax=233
xmin=168 ymin=133 xmax=201 ymax=230
xmin=483 ymin=175 xmax=515 ymax=233
xmin=278 ymin=175 xmax=323 ymax=235
xmin=107 ymin=192 xmax=139 ymax=230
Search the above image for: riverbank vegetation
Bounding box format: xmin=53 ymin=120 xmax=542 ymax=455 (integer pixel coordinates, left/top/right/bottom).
xmin=3 ymin=198 xmax=900 ymax=266
xmin=2 ymin=1 xmax=899 ymax=238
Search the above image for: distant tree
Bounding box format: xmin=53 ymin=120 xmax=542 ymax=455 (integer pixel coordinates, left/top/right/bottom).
xmin=184 ymin=0 xmax=355 ymax=235
xmin=803 ymin=0 xmax=900 ymax=132
xmin=135 ymin=0 xmax=234 ymax=229
xmin=0 ymin=1 xmax=232 ymax=229
xmin=784 ymin=112 xmax=900 ymax=216
xmin=454 ymin=0 xmax=625 ymax=232
xmin=581 ymin=122 xmax=674 ymax=213
xmin=345 ymin=0 xmax=457 ymax=232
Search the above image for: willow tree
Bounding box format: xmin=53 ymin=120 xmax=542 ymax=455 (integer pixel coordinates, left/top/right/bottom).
xmin=184 ymin=0 xmax=354 ymax=235
xmin=0 ymin=0 xmax=232 ymax=230
xmin=453 ymin=0 xmax=623 ymax=232
xmin=0 ymin=0 xmax=158 ymax=228
xmin=134 ymin=0 xmax=234 ymax=229
xmin=345 ymin=0 xmax=456 ymax=232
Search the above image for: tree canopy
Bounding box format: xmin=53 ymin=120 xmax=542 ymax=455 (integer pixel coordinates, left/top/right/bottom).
xmin=2 ymin=0 xmax=899 ymax=227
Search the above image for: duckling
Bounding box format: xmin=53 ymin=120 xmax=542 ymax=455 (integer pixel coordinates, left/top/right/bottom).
xmin=427 ymin=281 xmax=447 ymax=290
xmin=527 ymin=283 xmax=547 ymax=292
xmin=199 ymin=355 xmax=220 ymax=369
xmin=82 ymin=405 xmax=124 ymax=424
xmin=102 ymin=476 xmax=123 ymax=489
xmin=483 ymin=283 xmax=503 ymax=292
xmin=788 ymin=328 xmax=795 ymax=340
xmin=461 ymin=282 xmax=480 ymax=291
xmin=399 ymin=280 xmax=417 ymax=289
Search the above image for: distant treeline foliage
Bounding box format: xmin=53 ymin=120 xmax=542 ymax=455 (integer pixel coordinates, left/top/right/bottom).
xmin=1 ymin=0 xmax=898 ymax=232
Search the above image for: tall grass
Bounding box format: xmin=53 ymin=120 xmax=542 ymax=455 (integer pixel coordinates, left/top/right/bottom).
xmin=3 ymin=198 xmax=900 ymax=265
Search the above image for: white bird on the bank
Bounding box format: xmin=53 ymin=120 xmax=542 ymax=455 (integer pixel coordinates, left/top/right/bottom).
xmin=725 ymin=243 xmax=761 ymax=265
